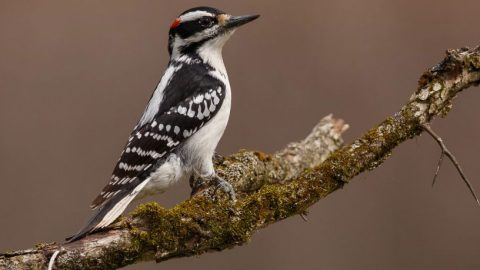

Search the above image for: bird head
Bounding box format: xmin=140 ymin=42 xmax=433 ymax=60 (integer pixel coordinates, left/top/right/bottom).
xmin=168 ymin=7 xmax=259 ymax=59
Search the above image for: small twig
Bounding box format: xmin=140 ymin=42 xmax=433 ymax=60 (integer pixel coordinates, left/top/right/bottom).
xmin=422 ymin=124 xmax=480 ymax=206
xmin=432 ymin=151 xmax=444 ymax=187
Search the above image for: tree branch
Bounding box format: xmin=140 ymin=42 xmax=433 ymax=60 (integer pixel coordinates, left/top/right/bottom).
xmin=1 ymin=46 xmax=479 ymax=270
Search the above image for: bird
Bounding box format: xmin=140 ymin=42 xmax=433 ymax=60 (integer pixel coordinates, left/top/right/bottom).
xmin=66 ymin=6 xmax=259 ymax=242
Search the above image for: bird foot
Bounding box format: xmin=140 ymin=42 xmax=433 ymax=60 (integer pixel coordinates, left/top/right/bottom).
xmin=190 ymin=174 xmax=236 ymax=201
xmin=212 ymin=175 xmax=236 ymax=201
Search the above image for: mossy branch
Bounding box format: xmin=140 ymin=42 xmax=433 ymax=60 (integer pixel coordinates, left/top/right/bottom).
xmin=1 ymin=46 xmax=480 ymax=270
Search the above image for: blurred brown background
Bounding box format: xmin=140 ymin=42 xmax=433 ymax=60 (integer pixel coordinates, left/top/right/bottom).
xmin=1 ymin=1 xmax=480 ymax=269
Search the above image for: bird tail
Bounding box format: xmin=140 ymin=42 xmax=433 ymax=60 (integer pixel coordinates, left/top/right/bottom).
xmin=66 ymin=179 xmax=151 ymax=243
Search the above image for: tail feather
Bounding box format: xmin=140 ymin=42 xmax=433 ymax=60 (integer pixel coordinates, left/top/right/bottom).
xmin=66 ymin=189 xmax=130 ymax=242
xmin=66 ymin=178 xmax=151 ymax=243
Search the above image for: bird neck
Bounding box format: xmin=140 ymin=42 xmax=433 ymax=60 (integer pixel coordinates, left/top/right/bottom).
xmin=197 ymin=44 xmax=227 ymax=75
xmin=170 ymin=37 xmax=229 ymax=76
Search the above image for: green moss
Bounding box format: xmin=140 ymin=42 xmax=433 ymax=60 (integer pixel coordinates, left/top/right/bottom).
xmin=313 ymin=111 xmax=421 ymax=185
xmin=126 ymin=167 xmax=344 ymax=263
xmin=465 ymin=53 xmax=480 ymax=70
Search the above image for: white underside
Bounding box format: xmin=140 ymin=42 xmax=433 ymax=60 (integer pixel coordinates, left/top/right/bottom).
xmin=137 ymin=153 xmax=187 ymax=198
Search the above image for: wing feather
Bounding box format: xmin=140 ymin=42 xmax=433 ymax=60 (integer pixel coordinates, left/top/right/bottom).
xmin=91 ymin=70 xmax=226 ymax=208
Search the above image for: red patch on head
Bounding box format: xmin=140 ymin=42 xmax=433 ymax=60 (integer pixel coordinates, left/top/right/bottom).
xmin=170 ymin=18 xmax=181 ymax=29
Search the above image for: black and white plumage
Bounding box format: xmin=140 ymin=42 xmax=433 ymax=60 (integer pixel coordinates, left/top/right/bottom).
xmin=66 ymin=7 xmax=259 ymax=242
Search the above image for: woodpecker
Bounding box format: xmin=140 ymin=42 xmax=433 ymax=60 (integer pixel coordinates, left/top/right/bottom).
xmin=67 ymin=7 xmax=259 ymax=242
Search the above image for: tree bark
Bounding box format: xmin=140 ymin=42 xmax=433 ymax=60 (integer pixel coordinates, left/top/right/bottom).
xmin=1 ymin=46 xmax=479 ymax=270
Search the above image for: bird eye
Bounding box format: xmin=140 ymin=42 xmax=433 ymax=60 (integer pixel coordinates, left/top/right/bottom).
xmin=198 ymin=17 xmax=214 ymax=27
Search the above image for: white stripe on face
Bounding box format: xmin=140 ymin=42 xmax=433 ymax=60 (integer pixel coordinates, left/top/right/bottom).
xmin=179 ymin=10 xmax=214 ymax=22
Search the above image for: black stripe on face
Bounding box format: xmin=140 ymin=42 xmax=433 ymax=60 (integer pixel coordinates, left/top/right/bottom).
xmin=171 ymin=16 xmax=218 ymax=40
xmin=168 ymin=15 xmax=220 ymax=55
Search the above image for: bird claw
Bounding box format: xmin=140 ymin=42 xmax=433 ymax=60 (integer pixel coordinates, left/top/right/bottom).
xmin=212 ymin=175 xmax=236 ymax=201
xmin=190 ymin=174 xmax=236 ymax=201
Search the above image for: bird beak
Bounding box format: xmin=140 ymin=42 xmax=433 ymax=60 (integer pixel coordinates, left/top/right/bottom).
xmin=223 ymin=14 xmax=260 ymax=29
